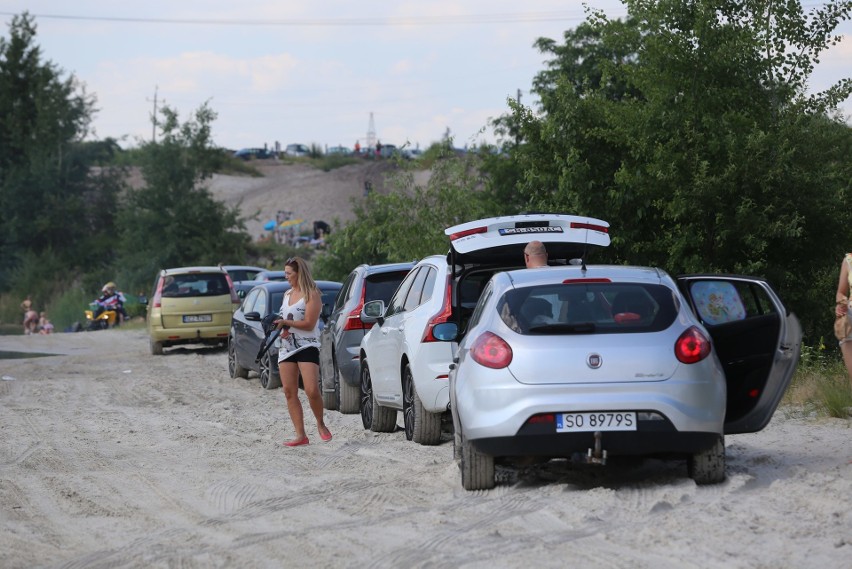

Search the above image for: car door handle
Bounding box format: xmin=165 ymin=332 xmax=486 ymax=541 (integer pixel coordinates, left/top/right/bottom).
xmin=398 ymin=325 xmax=405 ymax=332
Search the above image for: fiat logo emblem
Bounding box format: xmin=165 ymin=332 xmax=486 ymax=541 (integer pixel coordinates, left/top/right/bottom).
xmin=587 ymin=354 xmax=602 ymax=369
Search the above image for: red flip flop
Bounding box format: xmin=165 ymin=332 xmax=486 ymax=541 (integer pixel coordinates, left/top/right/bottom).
xmin=283 ymin=436 xmax=309 ymax=447
xmin=320 ymin=429 xmax=332 ymax=442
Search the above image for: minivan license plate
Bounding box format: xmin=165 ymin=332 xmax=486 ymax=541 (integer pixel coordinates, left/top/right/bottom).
xmin=183 ymin=314 xmax=212 ymax=323
xmin=556 ymin=412 xmax=637 ymax=432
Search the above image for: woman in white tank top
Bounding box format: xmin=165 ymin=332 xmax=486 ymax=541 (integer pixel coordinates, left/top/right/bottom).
xmin=274 ymin=257 xmax=332 ymax=446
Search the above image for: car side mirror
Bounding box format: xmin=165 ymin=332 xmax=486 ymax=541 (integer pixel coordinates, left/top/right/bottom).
xmin=237 ymin=289 xmax=247 ymax=299
xmin=245 ymin=311 xmax=261 ymax=322
xmin=138 ymin=295 xmax=148 ymax=306
xmin=361 ymin=299 xmax=385 ymax=325
xmin=432 ymin=322 xmax=458 ymax=342
xmin=321 ymin=302 xmax=332 ymax=324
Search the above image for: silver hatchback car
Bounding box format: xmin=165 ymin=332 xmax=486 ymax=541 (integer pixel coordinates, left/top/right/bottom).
xmin=439 ymin=265 xmax=801 ymax=490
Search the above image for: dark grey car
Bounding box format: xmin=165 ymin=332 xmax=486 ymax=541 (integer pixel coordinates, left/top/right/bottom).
xmin=319 ymin=262 xmax=415 ymax=413
xmin=229 ymin=280 xmax=342 ymax=390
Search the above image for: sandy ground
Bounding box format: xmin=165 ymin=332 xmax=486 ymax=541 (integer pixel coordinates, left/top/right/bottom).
xmin=1 ymin=329 xmax=851 ymax=569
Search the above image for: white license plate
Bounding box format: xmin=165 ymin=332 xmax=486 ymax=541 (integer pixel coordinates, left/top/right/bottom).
xmin=556 ymin=412 xmax=637 ymax=432
xmin=183 ymin=314 xmax=212 ymax=323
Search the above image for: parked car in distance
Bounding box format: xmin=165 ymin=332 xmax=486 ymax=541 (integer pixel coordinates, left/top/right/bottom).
xmin=221 ymin=265 xmax=265 ymax=284
xmin=233 ymin=148 xmax=272 ymax=160
xmin=284 ymin=143 xmax=310 ymax=157
xmin=358 ymin=214 xmax=613 ymax=446
xmin=254 ymin=270 xmax=287 ymax=282
xmin=437 ymin=263 xmax=801 ymax=490
xmin=319 ymin=262 xmax=416 ymax=413
xmin=326 ymin=146 xmax=352 ymax=156
xmin=229 ymin=280 xmax=343 ymax=389
xmin=378 ymin=144 xmax=400 ymax=158
xmin=145 ymin=266 xmax=241 ymax=355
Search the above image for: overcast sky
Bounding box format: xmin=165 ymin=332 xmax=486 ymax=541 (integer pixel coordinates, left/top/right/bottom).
xmin=2 ymin=1 xmax=850 ymax=152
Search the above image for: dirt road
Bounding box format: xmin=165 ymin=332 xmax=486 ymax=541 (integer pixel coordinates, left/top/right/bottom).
xmin=1 ymin=329 xmax=850 ymax=568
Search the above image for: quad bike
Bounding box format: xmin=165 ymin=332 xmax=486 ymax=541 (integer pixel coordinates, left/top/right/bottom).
xmin=84 ymin=303 xmax=119 ymax=331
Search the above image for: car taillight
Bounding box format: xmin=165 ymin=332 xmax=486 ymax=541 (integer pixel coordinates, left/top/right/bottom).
xmin=421 ymin=275 xmax=453 ymax=342
xmin=471 ymin=332 xmax=513 ymax=369
xmin=225 ymin=274 xmax=240 ymax=305
xmin=448 ymin=226 xmax=487 ymax=241
xmin=570 ymin=221 xmax=609 ymax=233
xmin=152 ymin=277 xmax=164 ymax=308
xmin=342 ymin=297 xmax=365 ymax=332
xmin=675 ymin=326 xmax=711 ymax=364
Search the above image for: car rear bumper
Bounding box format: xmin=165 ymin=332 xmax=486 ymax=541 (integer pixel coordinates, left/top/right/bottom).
xmin=471 ymin=418 xmax=720 ymax=458
xmin=455 ymin=368 xmax=726 ymax=442
xmin=149 ymin=325 xmax=231 ymax=344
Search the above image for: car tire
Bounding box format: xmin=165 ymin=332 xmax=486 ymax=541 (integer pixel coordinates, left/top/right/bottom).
xmin=403 ymin=364 xmax=441 ymax=445
xmin=150 ymin=339 xmax=163 ymax=356
xmin=260 ymin=350 xmax=281 ymax=390
xmin=460 ymin=434 xmax=495 ymax=490
xmin=321 ymin=355 xmax=339 ymax=410
xmin=360 ymin=362 xmax=395 ymax=432
xmin=228 ymin=337 xmax=249 ymax=379
xmin=688 ymin=435 xmax=726 ymax=485
xmin=338 ymin=374 xmax=360 ymax=415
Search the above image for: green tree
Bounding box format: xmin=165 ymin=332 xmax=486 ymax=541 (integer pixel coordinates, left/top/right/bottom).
xmin=0 ymin=12 xmax=120 ymax=293
xmin=117 ymin=103 xmax=252 ymax=290
xmin=507 ymin=0 xmax=852 ymax=342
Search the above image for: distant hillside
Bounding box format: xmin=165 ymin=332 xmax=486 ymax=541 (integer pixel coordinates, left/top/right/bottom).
xmin=205 ymin=160 xmax=426 ymax=239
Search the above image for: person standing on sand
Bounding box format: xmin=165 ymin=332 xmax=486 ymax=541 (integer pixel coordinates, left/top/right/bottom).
xmin=21 ymin=295 xmax=38 ymax=335
xmin=274 ymin=257 xmax=332 ymax=447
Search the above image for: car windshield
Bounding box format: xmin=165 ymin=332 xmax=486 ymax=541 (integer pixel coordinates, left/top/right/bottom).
xmin=162 ymin=273 xmax=229 ymax=298
xmin=497 ymin=282 xmax=677 ymax=334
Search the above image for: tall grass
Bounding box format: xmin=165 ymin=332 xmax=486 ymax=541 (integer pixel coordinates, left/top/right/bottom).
xmin=784 ymin=342 xmax=852 ymax=418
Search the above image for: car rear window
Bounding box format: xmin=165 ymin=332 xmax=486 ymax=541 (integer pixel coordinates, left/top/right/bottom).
xmin=162 ymin=273 xmax=230 ymax=298
xmin=497 ymin=282 xmax=678 ymax=335
xmin=364 ymin=271 xmax=410 ymax=303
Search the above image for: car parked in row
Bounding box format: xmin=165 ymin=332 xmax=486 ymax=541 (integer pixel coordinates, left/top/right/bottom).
xmin=229 ymin=280 xmax=343 ymax=389
xmin=146 ymin=266 xmax=241 ymax=355
xmin=358 ymin=214 xmax=611 ymax=445
xmin=319 ymin=262 xmax=415 ymax=413
xmin=427 ymin=219 xmax=802 ymax=490
xmin=233 ymin=148 xmax=272 ymax=160
xmin=284 ymin=143 xmax=310 ymax=157
xmin=254 ymin=270 xmax=288 ymax=282
xmin=221 ymin=264 xmax=265 ymax=284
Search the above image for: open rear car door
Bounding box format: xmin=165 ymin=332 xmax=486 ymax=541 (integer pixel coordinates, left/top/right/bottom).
xmin=677 ymin=275 xmax=802 ymax=434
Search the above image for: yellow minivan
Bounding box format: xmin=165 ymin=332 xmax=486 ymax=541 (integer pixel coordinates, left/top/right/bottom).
xmin=146 ymin=266 xmax=241 ymax=355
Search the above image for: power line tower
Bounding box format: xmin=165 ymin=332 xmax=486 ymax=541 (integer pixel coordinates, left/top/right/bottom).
xmin=366 ymin=112 xmax=377 ymax=150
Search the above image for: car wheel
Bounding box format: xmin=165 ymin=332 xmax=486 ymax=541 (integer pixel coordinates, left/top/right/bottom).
xmin=360 ymin=362 xmax=395 ymax=432
xmin=321 ymin=353 xmax=339 ymax=410
xmin=260 ymin=350 xmax=281 ymax=390
xmin=338 ymin=369 xmax=361 ymax=415
xmin=403 ymin=364 xmax=441 ymax=445
xmin=228 ymin=337 xmax=249 ymax=379
xmin=688 ymin=435 xmax=726 ymax=485
xmin=460 ymin=434 xmax=495 ymax=491
xmin=150 ymin=339 xmax=163 ymax=356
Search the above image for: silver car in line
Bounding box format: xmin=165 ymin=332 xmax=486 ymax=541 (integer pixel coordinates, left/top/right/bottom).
xmin=438 ymin=265 xmax=801 ymax=490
